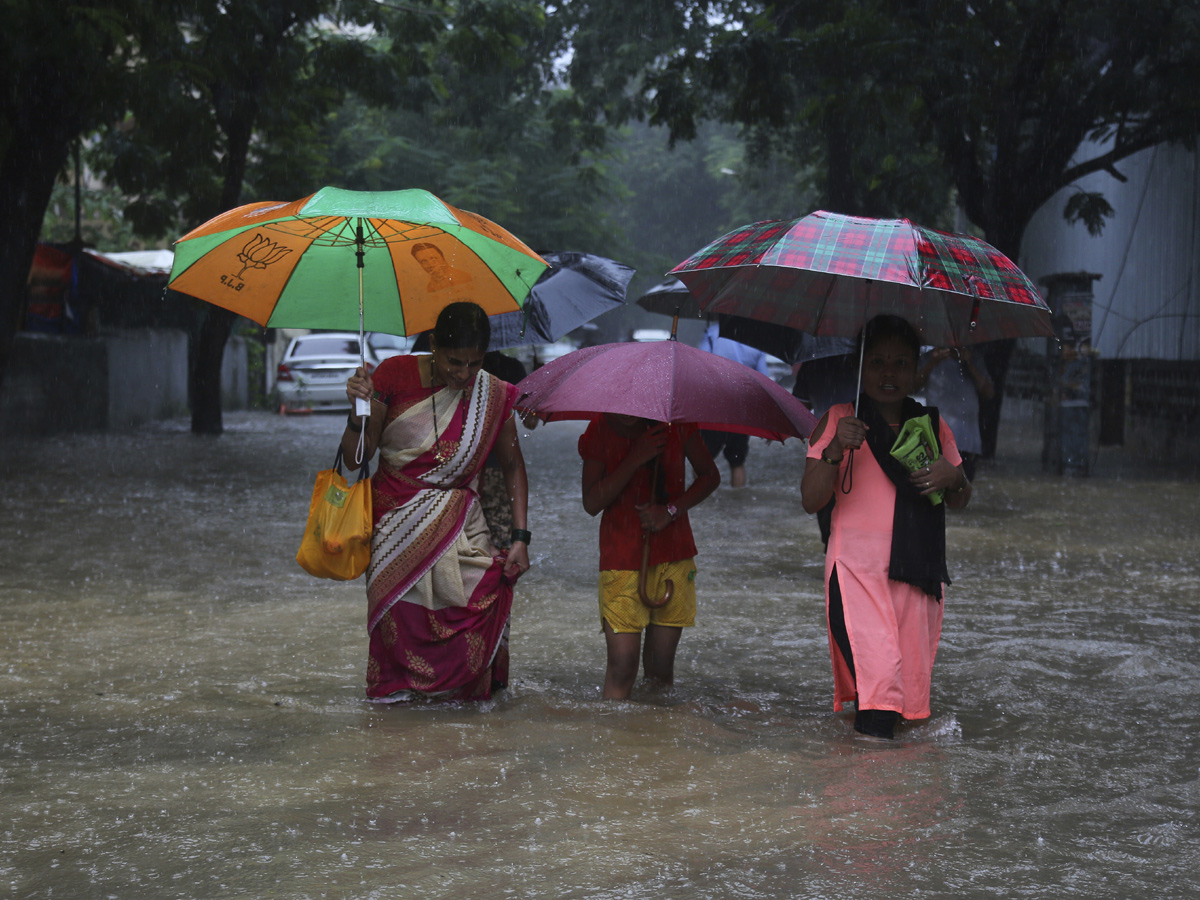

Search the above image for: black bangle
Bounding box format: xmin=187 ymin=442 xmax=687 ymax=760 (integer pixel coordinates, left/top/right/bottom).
xmin=510 ymin=528 xmax=532 ymax=546
xmin=345 ymin=413 xmax=363 ymax=433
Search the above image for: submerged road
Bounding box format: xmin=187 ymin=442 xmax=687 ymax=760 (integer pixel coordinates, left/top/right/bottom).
xmin=2 ymin=409 xmax=1198 ymax=899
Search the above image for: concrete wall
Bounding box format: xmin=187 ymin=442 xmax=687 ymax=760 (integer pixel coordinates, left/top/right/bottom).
xmin=220 ymin=335 xmax=249 ymax=412
xmin=1 ymin=329 xmax=248 ymax=437
xmin=1003 ymin=348 xmax=1200 ymax=467
xmin=105 ymin=329 xmax=190 ymax=429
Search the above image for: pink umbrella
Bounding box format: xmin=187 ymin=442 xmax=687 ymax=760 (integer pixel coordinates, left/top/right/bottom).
xmin=515 ymin=338 xmax=818 ymax=607
xmin=513 ymin=339 xmax=818 ymax=441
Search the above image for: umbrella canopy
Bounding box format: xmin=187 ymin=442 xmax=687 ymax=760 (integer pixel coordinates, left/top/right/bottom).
xmin=669 ymin=210 xmax=1052 ymax=347
xmin=168 ymin=186 xmax=547 ymax=336
xmin=513 ymin=340 xmax=818 ymax=441
xmin=635 ymin=276 xmax=705 ymax=320
xmin=488 ymin=251 xmax=635 ymax=349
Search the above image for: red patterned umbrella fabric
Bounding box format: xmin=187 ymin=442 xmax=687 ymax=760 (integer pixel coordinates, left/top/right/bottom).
xmin=669 ymin=210 xmax=1052 ymax=347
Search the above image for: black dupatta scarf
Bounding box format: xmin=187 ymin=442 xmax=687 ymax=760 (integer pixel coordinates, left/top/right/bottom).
xmin=857 ymin=394 xmax=950 ymax=601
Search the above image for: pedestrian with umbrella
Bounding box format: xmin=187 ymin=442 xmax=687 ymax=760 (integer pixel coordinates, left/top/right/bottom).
xmin=514 ymin=334 xmax=816 ymax=700
xmin=800 ymin=315 xmax=969 ymax=740
xmin=580 ymin=412 xmax=719 ymax=700
xmin=670 ymin=209 xmax=1052 ymax=739
xmin=169 ymin=187 xmax=547 ymax=703
xmin=477 ymin=251 xmax=635 ymax=550
xmin=697 ymin=318 xmax=770 ymax=488
xmin=344 ymin=301 xmax=530 ymax=703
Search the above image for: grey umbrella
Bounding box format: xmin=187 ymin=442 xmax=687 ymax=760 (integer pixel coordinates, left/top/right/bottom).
xmin=488 ymin=251 xmax=635 ymax=349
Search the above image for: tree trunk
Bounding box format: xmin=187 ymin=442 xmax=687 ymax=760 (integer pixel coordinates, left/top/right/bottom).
xmin=976 ymin=216 xmax=1031 ymax=458
xmin=187 ymin=98 xmax=257 ymax=434
xmin=977 ymin=339 xmax=1015 ymax=458
xmin=0 ymin=66 xmax=81 ymax=390
xmin=189 ymin=306 xmax=236 ymax=435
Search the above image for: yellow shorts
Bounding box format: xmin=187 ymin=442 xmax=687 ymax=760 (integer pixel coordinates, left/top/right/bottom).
xmin=598 ymin=559 xmax=697 ymax=633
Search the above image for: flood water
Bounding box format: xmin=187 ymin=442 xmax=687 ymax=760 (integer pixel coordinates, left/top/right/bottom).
xmin=2 ymin=409 xmax=1199 ymax=899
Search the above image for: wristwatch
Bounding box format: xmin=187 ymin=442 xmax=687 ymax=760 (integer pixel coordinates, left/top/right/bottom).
xmin=666 ymin=502 xmax=679 ymax=521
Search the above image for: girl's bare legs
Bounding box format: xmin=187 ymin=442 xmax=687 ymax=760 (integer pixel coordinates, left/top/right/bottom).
xmin=602 ymin=622 xmax=641 ymax=699
xmin=642 ymin=624 xmax=682 ymax=687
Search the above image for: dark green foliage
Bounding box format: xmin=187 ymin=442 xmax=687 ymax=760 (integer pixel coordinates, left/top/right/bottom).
xmin=563 ymin=0 xmax=1200 ymax=255
xmin=1063 ymin=191 xmax=1117 ymax=237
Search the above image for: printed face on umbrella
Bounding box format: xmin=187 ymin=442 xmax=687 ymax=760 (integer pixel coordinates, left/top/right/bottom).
xmin=411 ymin=242 xmax=475 ymax=294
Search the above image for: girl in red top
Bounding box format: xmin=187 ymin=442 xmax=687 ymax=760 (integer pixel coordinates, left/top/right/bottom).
xmin=580 ymin=415 xmax=719 ymax=699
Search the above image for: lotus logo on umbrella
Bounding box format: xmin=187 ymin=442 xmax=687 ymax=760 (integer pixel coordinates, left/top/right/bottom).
xmin=235 ymin=233 xmax=293 ymax=278
xmin=216 ymin=232 xmax=294 ymax=292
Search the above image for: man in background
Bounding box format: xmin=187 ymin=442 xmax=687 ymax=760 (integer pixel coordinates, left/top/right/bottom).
xmin=698 ymin=319 xmax=769 ymax=488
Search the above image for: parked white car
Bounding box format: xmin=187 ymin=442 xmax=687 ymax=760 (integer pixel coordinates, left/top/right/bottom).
xmin=631 ymin=328 xmax=672 ymax=342
xmin=367 ymin=332 xmax=419 ymax=361
xmin=508 ymin=339 xmax=578 ymax=371
xmin=277 ymin=333 xmax=383 ymax=411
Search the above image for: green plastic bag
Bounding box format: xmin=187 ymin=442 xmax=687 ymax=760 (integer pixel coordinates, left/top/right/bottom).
xmin=889 ymin=414 xmax=944 ymax=505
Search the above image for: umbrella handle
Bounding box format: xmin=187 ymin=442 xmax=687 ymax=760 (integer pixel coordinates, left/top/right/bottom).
xmin=841 ymin=329 xmax=866 ymax=495
xmin=638 ymin=452 xmax=673 ymax=608
xmin=638 ymin=538 xmax=674 ymax=609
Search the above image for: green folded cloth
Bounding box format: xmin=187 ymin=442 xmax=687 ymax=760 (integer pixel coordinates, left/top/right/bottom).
xmin=890 ymin=414 xmax=944 ymax=505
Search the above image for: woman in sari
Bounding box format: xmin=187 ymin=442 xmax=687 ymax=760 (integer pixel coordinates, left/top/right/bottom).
xmin=342 ymin=301 xmax=531 ymax=703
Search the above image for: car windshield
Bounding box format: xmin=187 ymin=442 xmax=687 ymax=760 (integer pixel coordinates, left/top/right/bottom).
xmin=293 ymin=337 xmax=360 ymax=357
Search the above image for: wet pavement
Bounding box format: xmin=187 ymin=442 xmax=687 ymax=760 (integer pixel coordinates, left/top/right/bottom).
xmin=2 ymin=409 xmax=1198 ymax=899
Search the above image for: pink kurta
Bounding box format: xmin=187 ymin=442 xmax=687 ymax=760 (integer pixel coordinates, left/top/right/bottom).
xmin=807 ymin=402 xmax=962 ymax=721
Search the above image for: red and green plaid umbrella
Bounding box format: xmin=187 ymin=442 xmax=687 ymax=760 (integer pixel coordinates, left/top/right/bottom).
xmin=669 ymin=210 xmax=1052 ymax=347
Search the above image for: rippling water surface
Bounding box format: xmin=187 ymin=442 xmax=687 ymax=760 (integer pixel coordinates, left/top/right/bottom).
xmin=2 ymin=411 xmax=1198 ymax=899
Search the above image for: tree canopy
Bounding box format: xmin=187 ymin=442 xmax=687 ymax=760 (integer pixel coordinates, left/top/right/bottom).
xmin=0 ymin=0 xmax=182 ymax=388
xmin=561 ymin=0 xmax=1200 ymax=452
xmin=565 ymin=0 xmax=1200 ymax=257
xmin=7 ymin=0 xmax=1200 ymax=444
xmin=8 ymin=0 xmax=618 ymax=433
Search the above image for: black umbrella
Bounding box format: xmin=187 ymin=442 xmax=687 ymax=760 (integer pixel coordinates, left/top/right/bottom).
xmin=634 ymin=276 xmax=704 ymax=320
xmin=717 ymin=315 xmax=855 ymax=366
xmin=718 ymin=314 xmax=859 ymax=413
xmin=488 ymin=251 xmax=635 ymax=349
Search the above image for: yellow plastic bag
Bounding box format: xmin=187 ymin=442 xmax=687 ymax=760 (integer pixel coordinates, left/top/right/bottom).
xmin=889 ymin=414 xmax=944 ymax=505
xmin=296 ymin=448 xmax=372 ymax=580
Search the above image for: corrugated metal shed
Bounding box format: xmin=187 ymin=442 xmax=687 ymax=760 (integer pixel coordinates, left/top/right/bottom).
xmin=1019 ymin=141 xmax=1200 ymax=360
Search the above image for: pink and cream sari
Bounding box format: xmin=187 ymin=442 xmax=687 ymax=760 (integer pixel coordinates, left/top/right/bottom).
xmin=365 ymin=356 xmax=518 ymax=702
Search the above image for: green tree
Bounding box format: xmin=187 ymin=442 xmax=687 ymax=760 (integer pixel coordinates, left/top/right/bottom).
xmin=0 ymin=0 xmax=181 ymax=391
xmin=93 ymin=0 xmax=407 ymax=434
xmin=316 ymin=0 xmax=620 ymax=256
xmin=93 ymin=0 xmax=615 ymax=433
xmin=563 ymin=0 xmax=1200 ymax=453
xmin=40 ymin=175 xmax=149 ymax=250
xmin=603 ymin=119 xmax=815 ymax=297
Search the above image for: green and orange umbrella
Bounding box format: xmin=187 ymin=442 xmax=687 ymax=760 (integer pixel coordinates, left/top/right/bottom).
xmin=167 ymin=186 xmax=548 ymax=337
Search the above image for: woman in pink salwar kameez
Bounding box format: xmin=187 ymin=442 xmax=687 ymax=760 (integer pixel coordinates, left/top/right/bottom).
xmin=802 ymin=316 xmax=972 ymax=740
xmin=342 ymin=302 xmax=530 ymax=703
